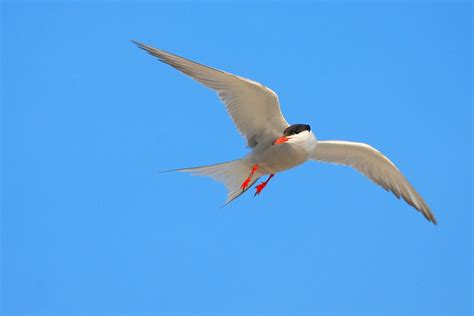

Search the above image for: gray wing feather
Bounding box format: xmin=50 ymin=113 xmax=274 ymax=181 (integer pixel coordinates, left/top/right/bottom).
xmin=312 ymin=140 xmax=437 ymax=224
xmin=133 ymin=41 xmax=289 ymax=147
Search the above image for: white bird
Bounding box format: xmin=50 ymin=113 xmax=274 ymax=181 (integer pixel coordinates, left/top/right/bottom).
xmin=134 ymin=41 xmax=437 ymax=225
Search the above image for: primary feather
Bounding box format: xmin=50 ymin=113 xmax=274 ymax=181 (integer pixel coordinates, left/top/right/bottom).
xmin=312 ymin=141 xmax=436 ymax=224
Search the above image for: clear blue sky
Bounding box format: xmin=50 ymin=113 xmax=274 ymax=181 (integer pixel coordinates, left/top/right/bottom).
xmin=2 ymin=1 xmax=472 ymax=315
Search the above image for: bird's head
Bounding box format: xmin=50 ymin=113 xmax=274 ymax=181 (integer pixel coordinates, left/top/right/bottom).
xmin=274 ymin=124 xmax=311 ymax=144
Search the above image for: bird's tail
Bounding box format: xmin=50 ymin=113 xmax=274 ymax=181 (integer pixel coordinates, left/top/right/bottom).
xmin=167 ymin=159 xmax=260 ymax=205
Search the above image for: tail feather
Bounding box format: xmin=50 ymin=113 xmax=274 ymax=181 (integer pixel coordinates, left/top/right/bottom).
xmin=171 ymin=160 xmax=259 ymax=205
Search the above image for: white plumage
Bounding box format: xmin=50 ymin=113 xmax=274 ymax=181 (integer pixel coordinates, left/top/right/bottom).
xmin=134 ymin=41 xmax=437 ymax=225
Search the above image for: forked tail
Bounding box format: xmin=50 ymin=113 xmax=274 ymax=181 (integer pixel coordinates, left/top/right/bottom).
xmin=169 ymin=160 xmax=260 ymax=205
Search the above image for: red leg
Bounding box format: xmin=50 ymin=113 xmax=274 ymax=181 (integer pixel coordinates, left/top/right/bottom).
xmin=254 ymin=174 xmax=275 ymax=196
xmin=240 ymin=164 xmax=259 ymax=191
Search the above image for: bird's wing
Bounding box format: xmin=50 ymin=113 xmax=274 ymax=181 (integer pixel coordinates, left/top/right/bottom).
xmin=311 ymin=140 xmax=436 ymax=224
xmin=133 ymin=41 xmax=289 ymax=148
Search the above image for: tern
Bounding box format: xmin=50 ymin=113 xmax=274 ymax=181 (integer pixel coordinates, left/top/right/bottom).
xmin=134 ymin=41 xmax=437 ymax=225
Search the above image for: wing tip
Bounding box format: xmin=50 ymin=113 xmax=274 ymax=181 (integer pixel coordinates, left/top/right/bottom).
xmin=427 ymin=213 xmax=438 ymax=225
xmin=418 ymin=204 xmax=437 ymax=225
xmin=131 ymin=39 xmax=145 ymax=47
xmin=131 ymin=39 xmax=153 ymax=53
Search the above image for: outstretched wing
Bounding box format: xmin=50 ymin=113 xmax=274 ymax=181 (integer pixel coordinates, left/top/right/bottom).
xmin=133 ymin=41 xmax=289 ymax=148
xmin=312 ymin=140 xmax=436 ymax=224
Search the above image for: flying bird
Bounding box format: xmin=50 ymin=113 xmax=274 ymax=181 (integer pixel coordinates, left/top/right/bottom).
xmin=133 ymin=41 xmax=437 ymax=225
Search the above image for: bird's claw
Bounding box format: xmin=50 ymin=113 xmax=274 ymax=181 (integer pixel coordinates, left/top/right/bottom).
xmin=240 ymin=178 xmax=251 ymax=191
xmin=240 ymin=164 xmax=259 ymax=191
xmin=254 ymin=182 xmax=267 ymax=196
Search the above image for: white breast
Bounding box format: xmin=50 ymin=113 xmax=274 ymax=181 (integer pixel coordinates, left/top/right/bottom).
xmin=248 ymin=131 xmax=318 ymax=174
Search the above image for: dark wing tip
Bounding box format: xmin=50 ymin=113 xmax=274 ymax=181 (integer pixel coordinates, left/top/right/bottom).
xmin=420 ymin=206 xmax=437 ymax=225
xmin=131 ymin=40 xmax=153 ymax=53
xmin=131 ymin=39 xmax=144 ymax=46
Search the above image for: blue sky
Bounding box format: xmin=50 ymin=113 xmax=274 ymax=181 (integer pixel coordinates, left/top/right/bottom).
xmin=1 ymin=1 xmax=472 ymax=315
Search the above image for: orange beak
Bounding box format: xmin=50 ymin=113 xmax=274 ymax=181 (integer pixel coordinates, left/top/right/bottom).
xmin=273 ymin=136 xmax=289 ymax=144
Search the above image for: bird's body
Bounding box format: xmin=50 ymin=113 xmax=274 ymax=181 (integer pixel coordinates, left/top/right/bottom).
xmin=134 ymin=41 xmax=437 ymax=225
xmin=247 ymin=129 xmax=317 ymax=174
